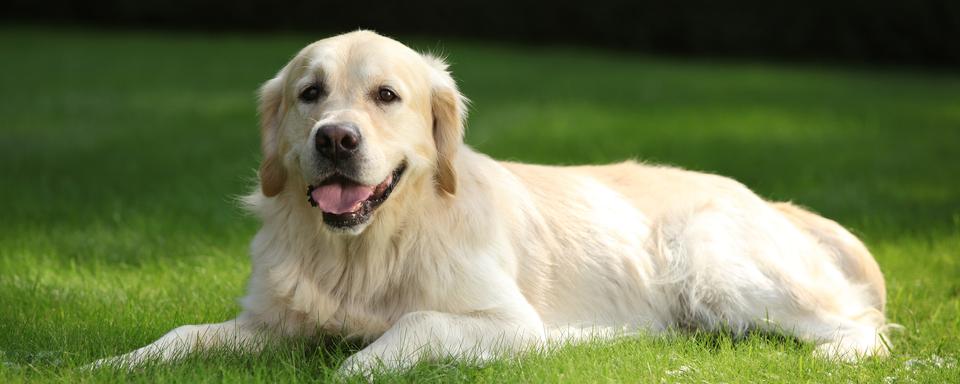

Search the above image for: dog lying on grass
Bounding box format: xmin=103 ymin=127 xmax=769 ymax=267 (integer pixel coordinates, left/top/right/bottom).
xmin=92 ymin=30 xmax=892 ymax=376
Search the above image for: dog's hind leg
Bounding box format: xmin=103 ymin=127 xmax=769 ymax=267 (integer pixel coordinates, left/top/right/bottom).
xmin=770 ymin=202 xmax=893 ymax=360
xmin=655 ymin=201 xmax=890 ymax=361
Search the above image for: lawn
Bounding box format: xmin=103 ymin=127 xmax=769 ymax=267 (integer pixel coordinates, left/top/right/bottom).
xmin=1 ymin=26 xmax=958 ymax=382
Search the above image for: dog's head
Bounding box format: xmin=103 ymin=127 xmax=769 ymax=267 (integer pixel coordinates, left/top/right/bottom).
xmin=256 ymin=31 xmax=467 ymax=234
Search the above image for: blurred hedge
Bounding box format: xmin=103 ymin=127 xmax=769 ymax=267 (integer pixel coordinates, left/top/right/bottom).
xmin=6 ymin=0 xmax=959 ymax=66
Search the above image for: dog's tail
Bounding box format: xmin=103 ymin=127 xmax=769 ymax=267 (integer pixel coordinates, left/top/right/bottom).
xmin=774 ymin=202 xmax=904 ymax=355
xmin=772 ymin=202 xmax=887 ymax=313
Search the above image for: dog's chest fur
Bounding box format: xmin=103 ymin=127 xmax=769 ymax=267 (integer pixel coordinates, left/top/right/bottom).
xmin=243 ymin=216 xmax=471 ymax=341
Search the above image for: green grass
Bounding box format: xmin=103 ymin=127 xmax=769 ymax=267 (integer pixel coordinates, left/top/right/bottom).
xmin=1 ymin=26 xmax=959 ymax=382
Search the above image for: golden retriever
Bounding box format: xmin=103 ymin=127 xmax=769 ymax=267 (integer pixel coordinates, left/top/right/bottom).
xmin=92 ymin=30 xmax=892 ymax=376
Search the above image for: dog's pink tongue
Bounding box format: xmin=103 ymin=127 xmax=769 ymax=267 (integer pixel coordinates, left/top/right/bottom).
xmin=310 ymin=182 xmax=373 ymax=214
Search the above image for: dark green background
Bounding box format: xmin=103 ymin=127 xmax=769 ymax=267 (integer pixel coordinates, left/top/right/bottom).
xmin=5 ymin=0 xmax=960 ymax=66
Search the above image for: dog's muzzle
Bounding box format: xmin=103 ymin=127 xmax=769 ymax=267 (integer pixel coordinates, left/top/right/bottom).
xmin=306 ymin=163 xmax=406 ymax=228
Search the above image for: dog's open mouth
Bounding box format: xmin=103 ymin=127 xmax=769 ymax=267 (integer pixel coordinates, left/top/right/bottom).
xmin=306 ymin=163 xmax=406 ymax=228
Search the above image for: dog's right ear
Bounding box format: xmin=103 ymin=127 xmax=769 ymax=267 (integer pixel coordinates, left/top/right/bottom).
xmin=257 ymin=75 xmax=288 ymax=197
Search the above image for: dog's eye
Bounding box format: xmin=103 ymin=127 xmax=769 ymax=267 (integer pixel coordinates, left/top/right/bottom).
xmin=299 ymin=85 xmax=322 ymax=103
xmin=376 ymin=87 xmax=399 ymax=103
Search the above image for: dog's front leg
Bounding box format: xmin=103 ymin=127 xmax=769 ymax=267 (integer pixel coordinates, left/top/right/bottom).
xmin=88 ymin=317 xmax=265 ymax=369
xmin=338 ymin=309 xmax=545 ymax=377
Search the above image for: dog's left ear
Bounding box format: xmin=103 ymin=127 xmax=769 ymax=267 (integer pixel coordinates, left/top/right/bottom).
xmin=424 ymin=54 xmax=468 ymax=196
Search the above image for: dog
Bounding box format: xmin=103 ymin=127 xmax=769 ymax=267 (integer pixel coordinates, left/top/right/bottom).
xmin=92 ymin=30 xmax=892 ymax=376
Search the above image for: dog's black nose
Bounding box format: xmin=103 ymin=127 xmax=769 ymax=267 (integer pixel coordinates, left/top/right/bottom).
xmin=315 ymin=123 xmax=361 ymax=160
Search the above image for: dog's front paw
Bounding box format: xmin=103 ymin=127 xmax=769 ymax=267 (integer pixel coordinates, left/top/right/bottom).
xmin=82 ymin=355 xmax=131 ymax=371
xmin=336 ymin=351 xmax=381 ymax=381
xmin=82 ymin=348 xmax=156 ymax=372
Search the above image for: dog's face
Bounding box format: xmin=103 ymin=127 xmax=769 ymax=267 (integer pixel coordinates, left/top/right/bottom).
xmin=256 ymin=31 xmax=466 ymax=234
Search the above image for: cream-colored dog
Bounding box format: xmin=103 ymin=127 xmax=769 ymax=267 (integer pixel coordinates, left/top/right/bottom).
xmin=93 ymin=31 xmax=892 ymax=375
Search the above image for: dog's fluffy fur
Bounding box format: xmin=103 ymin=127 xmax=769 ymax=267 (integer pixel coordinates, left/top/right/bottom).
xmin=93 ymin=31 xmax=891 ymax=375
